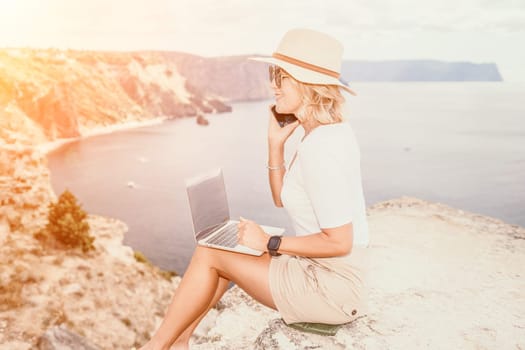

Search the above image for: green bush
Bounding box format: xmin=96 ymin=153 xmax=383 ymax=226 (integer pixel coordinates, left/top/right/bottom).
xmin=45 ymin=189 xmax=94 ymax=252
xmin=133 ymin=250 xmax=150 ymax=264
xmin=133 ymin=250 xmax=178 ymax=281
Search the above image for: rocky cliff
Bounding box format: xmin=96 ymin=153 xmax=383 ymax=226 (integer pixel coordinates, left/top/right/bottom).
xmin=164 ymin=53 xmax=272 ymax=102
xmin=0 ymin=137 xmax=181 ymax=350
xmin=0 ymin=142 xmax=54 ymax=234
xmin=0 ymin=49 xmax=238 ymax=146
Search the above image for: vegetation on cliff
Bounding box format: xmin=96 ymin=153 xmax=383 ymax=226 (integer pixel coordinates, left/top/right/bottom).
xmin=35 ymin=189 xmax=94 ymax=253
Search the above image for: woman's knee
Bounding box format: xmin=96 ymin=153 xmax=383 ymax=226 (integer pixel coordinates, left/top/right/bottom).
xmin=191 ymin=245 xmax=216 ymax=264
xmin=192 ymin=246 xmax=231 ymax=266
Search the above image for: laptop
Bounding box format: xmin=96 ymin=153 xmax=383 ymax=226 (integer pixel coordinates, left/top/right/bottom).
xmin=186 ymin=168 xmax=284 ymax=256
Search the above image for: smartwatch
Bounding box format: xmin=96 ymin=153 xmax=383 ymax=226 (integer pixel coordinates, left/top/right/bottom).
xmin=267 ymin=235 xmax=282 ymax=256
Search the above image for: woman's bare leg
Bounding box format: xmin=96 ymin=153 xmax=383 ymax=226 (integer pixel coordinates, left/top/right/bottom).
xmin=141 ymin=246 xmax=276 ymax=350
xmin=170 ymin=276 xmax=229 ymax=349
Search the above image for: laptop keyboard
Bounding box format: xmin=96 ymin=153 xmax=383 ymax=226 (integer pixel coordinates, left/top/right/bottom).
xmin=207 ymin=224 xmax=238 ymax=248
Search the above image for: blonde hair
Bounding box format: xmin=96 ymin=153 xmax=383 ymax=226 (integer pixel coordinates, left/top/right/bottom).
xmin=292 ymin=79 xmax=346 ymax=124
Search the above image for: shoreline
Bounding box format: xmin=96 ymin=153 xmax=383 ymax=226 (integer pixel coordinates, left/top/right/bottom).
xmin=37 ymin=116 xmax=169 ymax=155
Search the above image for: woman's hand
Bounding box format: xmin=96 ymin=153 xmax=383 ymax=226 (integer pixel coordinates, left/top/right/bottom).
xmin=237 ymin=217 xmax=270 ymax=252
xmin=268 ymin=105 xmax=300 ymax=147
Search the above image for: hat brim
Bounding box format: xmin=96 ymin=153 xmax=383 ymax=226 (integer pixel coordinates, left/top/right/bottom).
xmin=249 ymin=56 xmax=356 ymax=96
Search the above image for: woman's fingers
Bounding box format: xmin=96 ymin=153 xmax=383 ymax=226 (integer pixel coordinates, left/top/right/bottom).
xmin=268 ymin=105 xmax=300 ymax=145
xmin=237 ymin=218 xmax=247 ymax=243
xmin=237 ymin=217 xmax=259 ymax=245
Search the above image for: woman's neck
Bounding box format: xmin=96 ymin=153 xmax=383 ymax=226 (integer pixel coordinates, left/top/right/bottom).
xmin=301 ymin=117 xmax=321 ymax=137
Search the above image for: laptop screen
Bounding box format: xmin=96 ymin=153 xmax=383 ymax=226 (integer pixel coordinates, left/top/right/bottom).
xmin=186 ymin=168 xmax=230 ymax=237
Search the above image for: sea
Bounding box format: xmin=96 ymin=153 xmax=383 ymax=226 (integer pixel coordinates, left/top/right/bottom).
xmin=46 ymin=82 xmax=525 ymax=274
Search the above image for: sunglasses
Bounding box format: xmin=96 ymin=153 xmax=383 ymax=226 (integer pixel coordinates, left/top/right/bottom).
xmin=268 ymin=65 xmax=288 ymax=88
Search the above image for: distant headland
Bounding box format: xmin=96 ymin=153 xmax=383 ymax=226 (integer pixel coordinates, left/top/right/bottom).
xmin=341 ymin=60 xmax=503 ymax=82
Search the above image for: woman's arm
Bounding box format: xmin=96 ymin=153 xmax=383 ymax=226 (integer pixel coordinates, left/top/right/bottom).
xmin=268 ymin=142 xmax=286 ymax=207
xmin=266 ymin=106 xmax=300 ymax=207
xmin=278 ymin=223 xmax=353 ymax=257
xmin=238 ymin=219 xmax=353 ymax=258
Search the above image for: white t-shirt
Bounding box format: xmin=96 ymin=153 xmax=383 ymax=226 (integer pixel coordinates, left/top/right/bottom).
xmin=280 ymin=121 xmax=369 ymax=247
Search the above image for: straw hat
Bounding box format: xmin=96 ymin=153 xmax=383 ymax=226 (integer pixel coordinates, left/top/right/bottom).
xmin=250 ymin=28 xmax=356 ymax=95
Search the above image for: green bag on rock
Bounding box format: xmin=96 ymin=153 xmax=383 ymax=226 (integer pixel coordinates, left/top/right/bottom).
xmin=285 ymin=321 xmax=342 ymax=336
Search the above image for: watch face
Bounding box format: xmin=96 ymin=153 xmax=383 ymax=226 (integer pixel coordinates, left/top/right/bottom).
xmin=268 ymin=236 xmax=281 ymax=250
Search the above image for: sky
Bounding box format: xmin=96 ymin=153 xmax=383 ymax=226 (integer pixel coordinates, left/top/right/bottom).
xmin=0 ymin=0 xmax=524 ymax=81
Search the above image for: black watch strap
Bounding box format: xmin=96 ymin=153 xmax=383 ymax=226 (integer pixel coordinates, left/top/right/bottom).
xmin=267 ymin=235 xmax=282 ymax=256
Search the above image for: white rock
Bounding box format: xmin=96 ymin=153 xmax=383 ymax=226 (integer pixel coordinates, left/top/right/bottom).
xmin=0 ymin=340 xmax=32 ymax=350
xmin=0 ymin=218 xmax=10 ymax=244
xmin=62 ymin=283 xmax=83 ymax=295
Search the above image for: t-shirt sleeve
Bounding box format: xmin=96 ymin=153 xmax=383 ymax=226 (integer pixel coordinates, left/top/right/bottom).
xmin=298 ymin=142 xmax=353 ymax=229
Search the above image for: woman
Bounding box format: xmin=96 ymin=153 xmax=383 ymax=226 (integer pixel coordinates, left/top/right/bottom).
xmin=140 ymin=28 xmax=369 ymax=350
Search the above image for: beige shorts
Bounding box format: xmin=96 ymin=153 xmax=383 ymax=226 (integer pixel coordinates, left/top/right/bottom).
xmin=268 ymin=247 xmax=369 ymax=325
